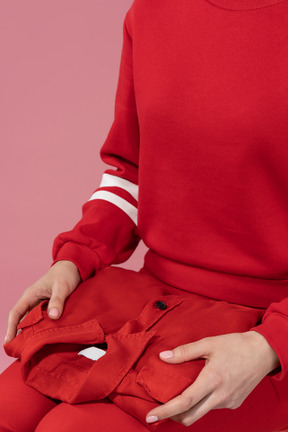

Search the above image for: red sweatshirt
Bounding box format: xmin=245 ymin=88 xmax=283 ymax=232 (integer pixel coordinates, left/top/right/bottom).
xmin=52 ymin=0 xmax=288 ymax=380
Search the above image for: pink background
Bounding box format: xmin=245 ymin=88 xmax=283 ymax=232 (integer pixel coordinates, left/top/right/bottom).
xmin=0 ymin=0 xmax=147 ymax=372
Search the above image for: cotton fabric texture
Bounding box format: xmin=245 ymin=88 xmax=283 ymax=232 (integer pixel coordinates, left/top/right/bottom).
xmin=5 ymin=266 xmax=266 ymax=430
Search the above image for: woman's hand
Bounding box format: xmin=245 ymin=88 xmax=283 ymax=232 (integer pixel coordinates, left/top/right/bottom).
xmin=146 ymin=331 xmax=280 ymax=427
xmin=5 ymin=260 xmax=81 ymax=344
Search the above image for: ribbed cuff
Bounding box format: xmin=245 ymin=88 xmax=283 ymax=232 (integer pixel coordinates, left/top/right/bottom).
xmin=250 ymin=313 xmax=288 ymax=381
xmin=51 ymin=242 xmax=101 ymax=282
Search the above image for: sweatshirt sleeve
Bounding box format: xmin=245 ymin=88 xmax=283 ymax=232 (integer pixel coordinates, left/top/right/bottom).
xmin=51 ymin=7 xmax=141 ymax=282
xmin=250 ymin=297 xmax=288 ymax=381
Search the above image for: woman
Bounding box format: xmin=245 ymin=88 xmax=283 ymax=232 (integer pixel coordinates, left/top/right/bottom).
xmin=1 ymin=0 xmax=288 ymax=430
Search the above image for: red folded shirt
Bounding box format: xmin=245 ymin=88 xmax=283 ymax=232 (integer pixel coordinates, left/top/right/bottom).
xmin=4 ymin=267 xmax=264 ymax=430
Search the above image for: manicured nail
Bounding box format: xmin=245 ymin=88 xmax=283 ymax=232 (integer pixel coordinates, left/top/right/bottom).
xmin=146 ymin=416 xmax=159 ymax=424
xmin=160 ymin=350 xmax=174 ymax=359
xmin=48 ymin=308 xmax=59 ymax=318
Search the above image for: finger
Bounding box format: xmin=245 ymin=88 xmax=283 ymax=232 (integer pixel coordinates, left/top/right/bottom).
xmin=159 ymin=338 xmax=211 ymax=364
xmin=5 ymin=295 xmax=34 ymax=343
xmin=47 ymin=281 xmax=71 ymax=319
xmin=171 ymin=392 xmax=216 ymax=427
xmin=146 ymin=366 xmax=216 ymax=423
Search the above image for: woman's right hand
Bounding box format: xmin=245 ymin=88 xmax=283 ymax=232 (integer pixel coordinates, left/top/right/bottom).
xmin=5 ymin=260 xmax=82 ymax=344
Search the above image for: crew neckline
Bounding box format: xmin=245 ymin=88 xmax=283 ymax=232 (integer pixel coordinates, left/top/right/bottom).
xmin=206 ymin=0 xmax=287 ymax=10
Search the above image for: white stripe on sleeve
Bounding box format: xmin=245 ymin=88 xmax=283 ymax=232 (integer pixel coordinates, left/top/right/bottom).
xmin=88 ymin=191 xmax=138 ymax=225
xmin=99 ymin=173 xmax=138 ymax=202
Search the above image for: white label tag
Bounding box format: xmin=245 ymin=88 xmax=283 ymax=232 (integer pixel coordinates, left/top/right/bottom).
xmin=78 ymin=346 xmax=107 ymax=361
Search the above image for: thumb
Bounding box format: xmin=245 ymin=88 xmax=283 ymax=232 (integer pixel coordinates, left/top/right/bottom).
xmin=159 ymin=339 xmax=210 ymax=364
xmin=47 ymin=285 xmax=68 ymax=320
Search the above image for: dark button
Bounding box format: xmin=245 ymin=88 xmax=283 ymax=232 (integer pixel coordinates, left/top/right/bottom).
xmin=155 ymin=300 xmax=167 ymax=310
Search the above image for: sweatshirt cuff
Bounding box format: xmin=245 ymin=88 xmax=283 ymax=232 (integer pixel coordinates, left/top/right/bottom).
xmin=250 ymin=313 xmax=288 ymax=381
xmin=51 ymin=242 xmax=101 ymax=282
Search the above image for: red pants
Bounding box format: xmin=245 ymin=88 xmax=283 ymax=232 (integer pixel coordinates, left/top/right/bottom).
xmin=1 ymin=359 xmax=288 ymax=432
xmin=0 ymin=360 xmax=148 ymax=432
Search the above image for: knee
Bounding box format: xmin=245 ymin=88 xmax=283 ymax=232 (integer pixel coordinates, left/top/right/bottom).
xmin=0 ymin=360 xmax=55 ymax=432
xmin=35 ymin=411 xmax=77 ymax=432
xmin=0 ymin=412 xmax=19 ymax=432
xmin=0 ymin=362 xmax=27 ymax=432
xmin=0 ymin=400 xmax=29 ymax=432
xmin=35 ymin=404 xmax=92 ymax=432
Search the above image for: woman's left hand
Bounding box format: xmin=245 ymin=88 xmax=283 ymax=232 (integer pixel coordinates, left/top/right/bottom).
xmin=146 ymin=331 xmax=280 ymax=427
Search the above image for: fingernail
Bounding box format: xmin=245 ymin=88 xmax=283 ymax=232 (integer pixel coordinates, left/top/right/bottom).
xmin=48 ymin=308 xmax=59 ymax=318
xmin=160 ymin=350 xmax=174 ymax=359
xmin=146 ymin=416 xmax=158 ymax=424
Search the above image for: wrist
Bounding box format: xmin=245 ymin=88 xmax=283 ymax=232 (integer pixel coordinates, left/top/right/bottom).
xmin=52 ymin=260 xmax=82 ymax=284
xmin=248 ymin=330 xmax=280 ymax=374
